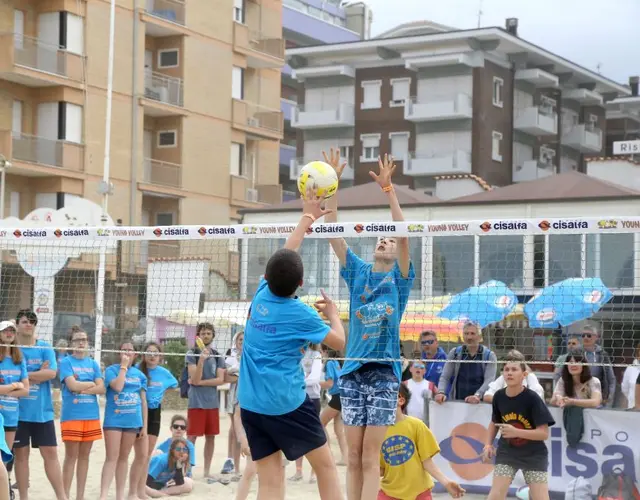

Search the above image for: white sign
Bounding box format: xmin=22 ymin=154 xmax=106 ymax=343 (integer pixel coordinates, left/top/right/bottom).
xmin=613 ymin=140 xmax=640 ymax=155
xmin=429 ymin=401 xmax=639 ymax=495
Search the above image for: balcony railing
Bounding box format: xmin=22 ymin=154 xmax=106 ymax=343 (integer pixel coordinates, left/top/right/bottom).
xmin=143 ymin=158 xmax=182 ymax=188
xmin=405 ymin=94 xmax=473 ymax=122
xmin=291 ymin=102 xmax=355 ymax=129
xmin=232 ymin=99 xmax=283 ymax=136
xmin=144 ymin=71 xmax=184 ymax=107
xmin=249 ymin=32 xmax=285 ymax=60
xmin=144 ymin=0 xmax=186 ymax=25
xmin=11 ymin=133 xmax=84 ymax=171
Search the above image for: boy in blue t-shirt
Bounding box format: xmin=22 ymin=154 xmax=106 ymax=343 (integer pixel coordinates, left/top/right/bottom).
xmin=323 ymin=149 xmax=416 ymax=500
xmin=237 ymin=190 xmax=346 ymax=500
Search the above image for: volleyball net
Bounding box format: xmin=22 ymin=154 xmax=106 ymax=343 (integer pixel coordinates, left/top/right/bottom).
xmin=0 ymin=217 xmax=639 ymax=372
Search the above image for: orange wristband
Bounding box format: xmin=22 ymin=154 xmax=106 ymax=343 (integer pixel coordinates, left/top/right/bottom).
xmin=382 ymin=184 xmax=394 ymax=193
xmin=302 ymin=213 xmax=316 ymax=223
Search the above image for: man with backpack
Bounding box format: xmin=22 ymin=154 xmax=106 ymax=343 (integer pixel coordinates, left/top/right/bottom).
xmin=434 ymin=321 xmax=497 ymax=404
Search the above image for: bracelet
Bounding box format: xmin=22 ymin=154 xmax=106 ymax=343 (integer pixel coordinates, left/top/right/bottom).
xmin=381 ymin=184 xmax=394 ymax=193
xmin=302 ymin=213 xmax=316 ymax=223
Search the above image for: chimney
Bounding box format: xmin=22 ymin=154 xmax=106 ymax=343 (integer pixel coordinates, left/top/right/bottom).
xmin=505 ymin=18 xmax=518 ymax=36
xmin=630 ymin=76 xmax=639 ymax=97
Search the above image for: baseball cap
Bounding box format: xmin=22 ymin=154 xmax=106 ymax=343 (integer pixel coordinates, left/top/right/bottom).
xmin=0 ymin=320 xmax=16 ymax=332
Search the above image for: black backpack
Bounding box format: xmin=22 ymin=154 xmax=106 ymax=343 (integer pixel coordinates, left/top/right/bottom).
xmin=597 ymin=468 xmax=640 ymax=500
xmin=179 ymin=366 xmax=189 ymax=399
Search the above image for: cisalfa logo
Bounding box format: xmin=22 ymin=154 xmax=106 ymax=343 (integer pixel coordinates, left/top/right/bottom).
xmin=480 ymin=222 xmax=492 ymax=232
xmin=538 ymin=220 xmax=551 ymax=231
xmin=198 ymin=227 xmax=207 ymax=236
xmin=13 ymin=229 xmax=21 ymax=238
xmin=354 ymin=224 xmax=365 ymax=234
xmin=54 ymin=229 xmax=63 ymax=238
xmin=153 ymin=228 xmax=162 ymax=237
xmin=439 ymin=423 xmax=495 ymax=481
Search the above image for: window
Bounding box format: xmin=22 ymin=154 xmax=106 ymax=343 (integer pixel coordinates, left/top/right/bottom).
xmin=232 ymin=66 xmax=244 ymax=100
xmin=233 ymin=0 xmax=244 ymax=23
xmin=492 ymin=77 xmax=504 ymax=108
xmin=361 ymin=80 xmax=382 ymax=109
xmin=12 ymin=100 xmax=22 ymax=135
xmin=246 ymin=238 xmax=286 ymax=296
xmin=586 ymin=234 xmax=633 ymax=289
xmin=433 ymin=236 xmax=474 ymax=295
xmin=9 ymin=192 xmax=20 ymax=218
xmin=390 ymin=78 xmax=410 ymax=107
xmin=158 ymin=49 xmax=179 ymax=69
xmin=230 ymin=142 xmax=244 ymax=177
xmin=14 ymin=10 xmax=24 ymax=49
xmin=63 ymin=103 xmax=82 ymax=143
xmin=360 ymin=134 xmax=380 ymax=162
xmin=479 ymin=236 xmax=524 ymax=289
xmin=390 ymin=132 xmax=409 ymax=159
xmin=339 ymin=145 xmax=354 ymax=163
xmin=492 ymin=131 xmax=503 ymax=162
xmin=156 ymin=213 xmax=174 ymax=226
xmin=157 ymin=130 xmax=177 ymax=148
xmin=63 ymin=12 xmax=84 ymax=55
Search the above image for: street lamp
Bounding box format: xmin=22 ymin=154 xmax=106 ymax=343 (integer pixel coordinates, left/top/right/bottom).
xmin=0 ymin=154 xmax=12 ymax=220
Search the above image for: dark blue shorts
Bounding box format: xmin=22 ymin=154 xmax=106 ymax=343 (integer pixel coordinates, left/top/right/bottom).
xmin=241 ymin=396 xmax=327 ymax=462
xmin=14 ymin=420 xmax=57 ymax=448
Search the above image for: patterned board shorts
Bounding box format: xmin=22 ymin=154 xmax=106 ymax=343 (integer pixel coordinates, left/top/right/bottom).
xmin=494 ymin=464 xmax=548 ymax=484
xmin=339 ymin=365 xmax=399 ymax=427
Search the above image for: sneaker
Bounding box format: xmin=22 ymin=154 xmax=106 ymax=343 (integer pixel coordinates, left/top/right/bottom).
xmin=288 ymin=472 xmax=303 ymax=482
xmin=220 ymin=458 xmax=234 ymax=475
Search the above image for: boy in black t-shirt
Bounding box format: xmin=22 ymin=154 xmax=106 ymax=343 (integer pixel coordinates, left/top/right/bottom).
xmin=483 ymin=357 xmax=555 ymax=500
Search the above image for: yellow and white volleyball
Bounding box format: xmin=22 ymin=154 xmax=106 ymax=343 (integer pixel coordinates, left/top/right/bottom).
xmin=297 ymin=161 xmax=339 ymax=200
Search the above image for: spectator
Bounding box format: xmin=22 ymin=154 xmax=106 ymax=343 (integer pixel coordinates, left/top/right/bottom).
xmin=403 ymin=361 xmax=435 ymax=423
xmin=580 ymin=325 xmax=615 ymax=408
xmin=483 ymin=350 xmax=545 ymax=403
xmin=550 ymin=349 xmax=602 ymax=409
xmin=553 ymin=335 xmax=581 ymax=382
xmin=620 ymin=342 xmax=640 ymax=409
xmin=435 ymin=322 xmax=497 ymax=404
xmin=420 ymin=331 xmax=447 ymax=386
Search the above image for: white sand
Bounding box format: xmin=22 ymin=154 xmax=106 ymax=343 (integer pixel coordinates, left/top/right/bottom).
xmin=23 ymin=409 xmax=482 ymax=499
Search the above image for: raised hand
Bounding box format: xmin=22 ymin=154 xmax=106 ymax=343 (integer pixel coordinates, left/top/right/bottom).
xmin=314 ymin=289 xmax=339 ymax=320
xmin=322 ymin=148 xmax=347 ymax=179
xmin=302 ymin=187 xmax=333 ymax=220
xmin=369 ymin=154 xmax=396 ymax=188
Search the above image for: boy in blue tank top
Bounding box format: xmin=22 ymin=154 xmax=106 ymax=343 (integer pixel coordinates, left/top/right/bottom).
xmin=323 ymin=150 xmax=415 ymax=500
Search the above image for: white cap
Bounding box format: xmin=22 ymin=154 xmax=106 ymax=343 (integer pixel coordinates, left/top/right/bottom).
xmin=0 ymin=321 xmax=16 ymax=332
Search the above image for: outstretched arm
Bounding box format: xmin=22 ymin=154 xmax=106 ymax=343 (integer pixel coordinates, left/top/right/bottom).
xmin=283 ymin=188 xmax=332 ymax=252
xmin=323 ymin=149 xmax=348 ymax=267
xmin=369 ymin=154 xmax=410 ymax=277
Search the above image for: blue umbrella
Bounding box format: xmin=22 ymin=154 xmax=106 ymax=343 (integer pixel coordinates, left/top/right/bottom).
xmin=437 ymin=280 xmax=518 ymax=328
xmin=524 ymin=277 xmax=613 ymax=328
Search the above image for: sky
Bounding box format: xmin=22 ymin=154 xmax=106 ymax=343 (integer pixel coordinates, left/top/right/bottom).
xmin=363 ymin=0 xmax=640 ymax=85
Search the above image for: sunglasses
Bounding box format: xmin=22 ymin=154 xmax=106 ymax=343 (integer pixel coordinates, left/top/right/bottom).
xmin=421 ymin=340 xmax=434 ymax=345
xmin=413 ymin=364 xmax=426 ymax=369
xmin=172 ymin=424 xmax=187 ymax=431
xmin=582 ymin=333 xmax=593 ymax=338
xmin=174 ymin=446 xmax=189 ymax=453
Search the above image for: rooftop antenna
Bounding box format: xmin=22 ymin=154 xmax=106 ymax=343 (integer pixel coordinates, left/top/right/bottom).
xmin=596 ymin=62 xmax=602 ymax=74
xmin=477 ymin=0 xmax=483 ymax=28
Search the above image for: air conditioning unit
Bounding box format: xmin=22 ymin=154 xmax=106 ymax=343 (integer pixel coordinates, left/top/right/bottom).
xmin=246 ymin=188 xmax=259 ymax=202
xmin=248 ymin=117 xmax=260 ymax=127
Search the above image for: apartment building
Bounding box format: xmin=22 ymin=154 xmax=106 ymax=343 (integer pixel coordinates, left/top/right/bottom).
xmin=605 ymin=77 xmax=640 ymax=155
xmin=286 ymin=19 xmax=632 ymax=193
xmin=279 ymin=0 xmax=370 ymax=197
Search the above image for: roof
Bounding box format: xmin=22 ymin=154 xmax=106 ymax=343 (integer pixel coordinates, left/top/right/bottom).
xmin=241 ymin=183 xmax=440 ymax=214
xmin=586 ymin=156 xmax=640 ymax=166
xmin=286 ymin=27 xmax=629 ymax=95
xmin=375 ymin=20 xmax=456 ymax=39
xmin=449 ymin=171 xmax=640 ymax=204
xmin=434 ymin=174 xmax=492 ymax=191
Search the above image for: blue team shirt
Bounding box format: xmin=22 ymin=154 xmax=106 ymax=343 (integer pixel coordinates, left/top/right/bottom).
xmin=238 ymin=278 xmax=331 ymax=416
xmin=157 ymin=438 xmax=196 ymax=469
xmin=340 ymin=248 xmax=415 ymax=382
xmin=148 ymin=453 xmax=175 ymax=486
xmin=0 ymin=413 xmax=12 ymax=463
xmin=104 ymin=365 xmax=147 ymax=429
xmin=19 ymin=340 xmax=57 ymax=423
xmin=59 ymin=356 xmax=102 ymax=422
xmin=140 ymin=366 xmax=178 ymax=410
xmin=0 ymin=356 xmax=28 ymax=427
xmin=325 ymin=360 xmax=342 ymax=396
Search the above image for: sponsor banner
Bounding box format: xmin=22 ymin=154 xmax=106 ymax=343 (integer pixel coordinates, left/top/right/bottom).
xmin=0 ymin=218 xmax=640 ymax=240
xmin=429 ymin=401 xmax=639 ymax=495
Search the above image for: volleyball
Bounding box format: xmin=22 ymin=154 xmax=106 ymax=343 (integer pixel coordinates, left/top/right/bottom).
xmin=297 ymin=161 xmax=339 ymax=200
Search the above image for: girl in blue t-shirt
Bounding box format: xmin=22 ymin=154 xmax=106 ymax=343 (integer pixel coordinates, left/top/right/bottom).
xmin=0 ymin=321 xmax=29 ymax=463
xmin=99 ymin=341 xmax=148 ymax=500
xmin=59 ymin=325 xmax=105 ymax=500
xmin=319 ymin=346 xmax=347 ymax=466
xmin=129 ymin=343 xmax=178 ymax=499
xmin=145 ymin=438 xmax=193 ymax=497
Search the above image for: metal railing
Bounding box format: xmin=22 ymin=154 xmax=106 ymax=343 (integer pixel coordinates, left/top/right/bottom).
xmin=249 ymin=32 xmax=285 ymax=60
xmin=144 ymin=0 xmax=186 ymax=25
xmin=11 ymin=33 xmax=68 ymax=78
xmin=143 ymin=158 xmax=182 ymax=188
xmin=12 ymin=133 xmax=84 ymax=171
xmin=144 ymin=71 xmax=184 ymax=107
xmin=241 ymin=101 xmax=283 ymax=133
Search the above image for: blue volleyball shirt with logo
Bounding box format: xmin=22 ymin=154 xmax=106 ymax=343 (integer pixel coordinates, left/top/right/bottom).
xmin=325 ymin=360 xmax=342 ymax=396
xmin=59 ymin=356 xmax=102 ymax=422
xmin=340 ymin=248 xmax=415 ymax=382
xmin=19 ymin=340 xmax=58 ymax=423
xmin=157 ymin=438 xmax=196 ymax=469
xmin=147 ymin=452 xmax=175 ymax=486
xmin=0 ymin=356 xmax=28 ymax=427
xmin=142 ymin=365 xmax=178 ymax=410
xmin=104 ymin=364 xmax=147 ymax=429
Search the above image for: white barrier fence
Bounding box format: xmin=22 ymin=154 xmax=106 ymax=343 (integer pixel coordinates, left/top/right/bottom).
xmin=429 ymin=401 xmax=639 ymax=496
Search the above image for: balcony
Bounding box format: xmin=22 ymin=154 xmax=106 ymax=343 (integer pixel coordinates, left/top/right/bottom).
xmin=562 ymin=88 xmax=604 ymax=106
xmin=231 ymin=99 xmax=283 ymax=140
xmin=404 ymin=94 xmax=472 ymax=122
xmin=233 ymin=22 xmax=284 ymax=68
xmin=0 ymin=33 xmax=84 ymax=88
xmin=289 ymin=157 xmax=354 ymax=181
xmin=282 ymin=5 xmax=361 ymax=44
xmin=291 ymin=103 xmax=354 ymax=130
xmin=229 ymin=176 xmax=282 ymax=205
xmin=141 ymin=71 xmax=185 ymax=116
xmin=279 ymin=144 xmax=296 ymax=167
xmin=281 ymin=98 xmax=296 ymax=122
xmin=141 ymin=0 xmax=187 ymax=37
xmin=514 ymin=107 xmax=558 ymax=136
xmin=515 ymin=68 xmax=559 ymax=88
xmin=143 ymin=158 xmax=182 ymax=188
xmin=404 ymin=150 xmax=471 ymax=177
xmin=148 ymin=241 xmax=180 ymax=260
xmin=513 ymin=159 xmax=555 ymax=183
xmin=562 ymin=124 xmax=603 ymax=153
xmin=3 ymin=131 xmax=84 ymax=174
